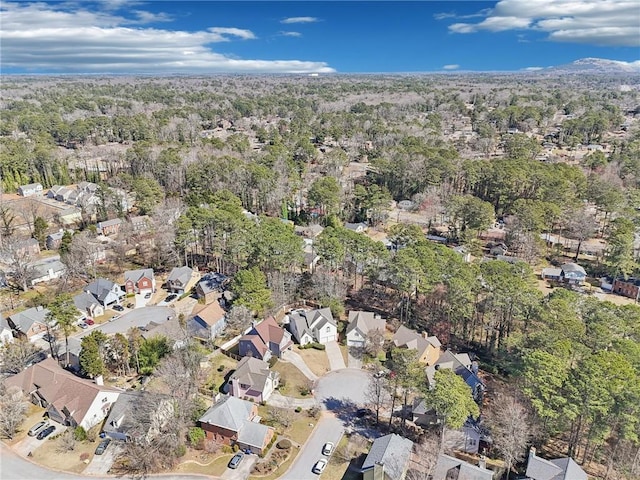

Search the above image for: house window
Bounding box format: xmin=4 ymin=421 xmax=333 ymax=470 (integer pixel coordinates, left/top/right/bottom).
xmin=102 ymin=397 xmax=108 ymax=402
xmin=326 ymin=326 xmax=330 ymax=332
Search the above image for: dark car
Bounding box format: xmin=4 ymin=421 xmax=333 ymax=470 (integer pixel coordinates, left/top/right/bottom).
xmin=355 ymin=408 xmax=373 ymax=418
xmin=126 ymin=302 xmax=134 ymax=309
xmin=42 ymin=333 xmax=55 ymax=343
xmin=165 ymin=294 xmax=178 ymax=303
xmin=112 ymin=305 xmax=124 ymax=312
xmin=228 ymin=452 xmax=244 ymax=469
xmin=37 ymin=425 xmax=56 ymax=440
xmin=144 ymin=292 xmax=152 ymax=299
xmin=95 ymin=438 xmax=111 ymax=455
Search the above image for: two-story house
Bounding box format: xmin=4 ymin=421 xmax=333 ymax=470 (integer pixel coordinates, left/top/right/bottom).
xmin=190 ymin=302 xmax=227 ymax=340
xmin=346 ymin=311 xmax=386 ymax=348
xmin=165 ymin=266 xmax=195 ymax=295
xmin=97 ymin=218 xmax=123 ymax=236
xmin=123 ymin=268 xmax=155 ymax=295
xmin=86 ymin=278 xmax=123 ymax=307
xmin=7 ymin=306 xmax=51 ymax=342
xmin=239 ymin=316 xmax=293 ymax=361
xmin=392 ymin=325 xmax=442 ymax=366
xmin=227 ymin=357 xmax=280 ymax=403
xmin=286 ymin=307 xmax=338 ymax=345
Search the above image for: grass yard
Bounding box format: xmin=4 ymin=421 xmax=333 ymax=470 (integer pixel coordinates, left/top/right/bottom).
xmin=249 ymin=445 xmax=299 ymax=480
xmin=203 ymin=353 xmax=239 ymax=393
xmin=174 ymin=452 xmax=232 ymax=476
xmin=271 ymin=361 xmax=314 ymax=399
xmin=30 ymin=434 xmax=100 ymax=474
xmin=286 ymin=416 xmax=316 ymax=445
xmin=295 ymin=347 xmax=331 ymax=377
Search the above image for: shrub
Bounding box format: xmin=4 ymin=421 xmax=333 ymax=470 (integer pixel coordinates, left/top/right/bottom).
xmin=233 ymin=444 xmax=240 ymax=452
xmin=217 ymin=365 xmax=225 ymax=372
xmin=73 ymin=426 xmax=87 ymax=441
xmin=175 ymin=444 xmax=187 ymax=457
xmin=307 ymin=405 xmax=321 ymax=419
xmin=188 ymin=427 xmax=206 ymax=448
xmin=276 ymin=439 xmax=292 ymax=449
xmin=222 ymin=445 xmax=234 ymax=454
xmin=79 ymin=452 xmax=90 ymax=462
xmin=311 ymin=343 xmax=325 ymax=350
xmin=295 ymin=406 xmax=302 ymax=413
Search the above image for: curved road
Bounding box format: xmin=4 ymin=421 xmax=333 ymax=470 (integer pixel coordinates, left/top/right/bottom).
xmin=0 ymin=442 xmax=214 ymax=480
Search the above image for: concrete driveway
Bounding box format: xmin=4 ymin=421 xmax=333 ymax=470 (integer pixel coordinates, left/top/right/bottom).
xmin=325 ymin=341 xmax=346 ymax=371
xmin=280 ymin=414 xmax=344 ymax=480
xmin=77 ymin=306 xmax=174 ymax=337
xmin=14 ymin=423 xmax=67 ymax=457
xmin=83 ymin=442 xmax=120 ymax=475
xmin=220 ymin=453 xmax=257 ymax=480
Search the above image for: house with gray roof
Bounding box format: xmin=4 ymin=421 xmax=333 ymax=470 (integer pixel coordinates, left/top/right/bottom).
xmin=102 ymin=391 xmax=142 ymax=441
xmin=7 ymin=306 xmax=50 ymax=341
xmin=362 ymin=433 xmax=413 ymax=480
xmin=124 ymin=268 xmax=155 ymax=294
xmin=166 ymin=266 xmax=195 ymax=294
xmin=426 ymin=350 xmax=485 ymax=402
xmin=525 ymin=448 xmax=587 ymax=480
xmin=560 ymin=262 xmax=587 ymax=285
xmin=195 ymin=272 xmax=230 ymax=304
xmin=1 ymin=312 xmax=14 ymax=345
xmin=346 ymin=310 xmax=386 ymax=348
xmin=286 ymin=307 xmax=337 ymax=345
xmin=17 ymin=183 xmax=43 ymax=197
xmin=227 ymin=357 xmax=280 ymax=402
xmin=431 ymin=453 xmax=493 ymax=480
xmin=29 ymin=256 xmax=66 ymax=286
xmin=199 ymin=395 xmax=275 ymax=454
xmin=73 ymin=291 xmax=105 ymax=319
xmin=393 ymin=325 xmax=441 ymax=366
xmin=86 ymin=278 xmax=123 ymax=307
xmin=345 ymin=222 xmax=368 ymax=233
xmin=97 ymin=218 xmax=123 ymax=236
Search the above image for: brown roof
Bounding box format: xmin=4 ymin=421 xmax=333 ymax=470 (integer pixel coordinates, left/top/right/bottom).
xmin=254 ymin=316 xmax=285 ymax=344
xmin=194 ymin=301 xmax=226 ymax=327
xmin=5 ymin=358 xmax=118 ymax=426
xmin=240 ymin=334 xmax=269 ymax=357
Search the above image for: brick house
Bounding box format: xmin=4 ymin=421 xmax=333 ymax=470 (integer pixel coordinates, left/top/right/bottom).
xmin=97 ymin=218 xmax=123 ymax=236
xmin=123 ymin=268 xmax=155 ymax=295
xmin=612 ymin=277 xmax=640 ymax=301
xmin=7 ymin=306 xmax=50 ymax=342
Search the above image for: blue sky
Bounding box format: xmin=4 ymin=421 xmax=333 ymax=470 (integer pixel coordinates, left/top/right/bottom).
xmin=1 ymin=1 xmax=638 ymax=74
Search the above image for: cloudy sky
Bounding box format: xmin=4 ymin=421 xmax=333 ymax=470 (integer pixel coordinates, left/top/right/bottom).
xmin=1 ymin=0 xmax=639 ymax=74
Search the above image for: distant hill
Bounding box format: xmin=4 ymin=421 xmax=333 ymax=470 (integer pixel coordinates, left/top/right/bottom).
xmin=541 ymin=57 xmax=640 ymax=74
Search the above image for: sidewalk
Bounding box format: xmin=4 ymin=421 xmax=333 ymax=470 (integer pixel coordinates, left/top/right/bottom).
xmin=281 ymin=350 xmax=319 ymax=381
xmin=266 ymin=392 xmax=318 ymax=409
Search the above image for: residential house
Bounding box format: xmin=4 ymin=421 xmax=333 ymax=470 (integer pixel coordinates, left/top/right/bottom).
xmin=6 ymin=358 xmax=120 ymax=430
xmin=47 ymin=185 xmax=66 ymax=199
xmin=97 ymin=218 xmax=123 ymax=236
xmin=239 ymin=316 xmax=293 ymax=361
xmin=17 ymin=183 xmax=43 ymax=197
xmin=54 ymin=187 xmax=74 ymax=202
xmin=294 ymin=224 xmax=324 ymax=239
xmin=102 ymin=391 xmax=142 ymax=441
xmin=166 ymin=266 xmax=195 ymax=294
xmin=73 ymin=291 xmax=105 ymax=319
xmin=77 ymin=181 xmax=98 ymax=194
xmin=14 ymin=238 xmax=41 ymax=258
xmin=426 ymin=234 xmax=448 ymax=244
xmin=286 ymin=308 xmax=338 ymax=345
xmin=560 ymin=262 xmax=587 ymax=285
xmin=141 ymin=317 xmax=188 ymax=350
xmin=443 ymin=420 xmax=485 ymax=454
xmin=86 ymin=278 xmax=123 ymax=307
xmin=426 ymin=350 xmax=485 ymax=402
xmin=123 ymin=268 xmax=155 ymax=295
xmin=612 ymin=277 xmax=640 ymax=300
xmin=7 ymin=306 xmax=50 ymax=342
xmin=525 ymin=447 xmax=587 ymax=480
xmin=190 ymin=302 xmax=227 ymax=340
xmin=392 ymin=325 xmax=441 ymax=366
xmin=346 ymin=310 xmax=386 ymax=348
xmin=46 ymin=231 xmax=66 ymax=250
xmin=227 ymin=357 xmax=280 ymax=402
xmin=345 ymin=222 xmax=368 ymax=233
xmin=199 ymin=395 xmax=275 ymax=454
xmin=541 ymin=267 xmax=562 ymax=282
xmin=431 ymin=454 xmax=493 ymax=480
xmin=29 ymin=256 xmax=66 ymax=286
xmin=362 ymin=434 xmax=414 ymax=480
xmin=58 ymin=207 xmax=82 ymax=226
xmin=130 ymin=215 xmax=150 ymax=233
xmin=1 ymin=313 xmax=14 ymax=345
xmin=196 ymin=272 xmax=230 ymax=304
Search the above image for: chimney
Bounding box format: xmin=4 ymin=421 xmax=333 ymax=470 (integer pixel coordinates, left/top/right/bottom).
xmin=478 ymin=455 xmax=487 ymax=470
xmin=422 ymin=331 xmax=429 ymax=339
xmin=95 ymin=375 xmax=104 ymax=386
xmin=529 ymin=447 xmax=537 ymax=461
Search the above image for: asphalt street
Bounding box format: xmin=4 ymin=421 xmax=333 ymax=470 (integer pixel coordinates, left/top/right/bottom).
xmin=77 ymin=306 xmax=174 ymax=337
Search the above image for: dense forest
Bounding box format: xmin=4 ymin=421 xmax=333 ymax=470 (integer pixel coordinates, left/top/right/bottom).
xmin=1 ymin=74 xmax=639 ymax=478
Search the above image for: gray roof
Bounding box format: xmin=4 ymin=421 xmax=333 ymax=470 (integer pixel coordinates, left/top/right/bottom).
xmin=432 ymin=454 xmax=493 ymax=480
xmin=237 ymin=420 xmax=271 ymax=449
xmin=526 ymin=453 xmax=587 ymax=480
xmin=99 ymin=218 xmax=123 ymax=228
xmin=30 ymin=256 xmax=66 ymax=278
xmin=199 ymin=395 xmax=253 ymax=432
xmin=288 ymin=307 xmax=335 ymax=343
xmin=428 ymin=350 xmax=483 ymax=392
xmin=230 ymin=357 xmax=276 ymax=393
xmin=197 ymin=273 xmax=229 ymax=295
xmin=393 ymin=325 xmax=441 ymax=356
xmin=1 ymin=312 xmax=11 ymax=331
xmin=102 ymin=391 xmax=142 ymax=435
xmin=73 ymin=291 xmax=101 ymax=313
xmin=8 ymin=306 xmax=50 ymax=333
xmin=345 ymin=222 xmax=367 ymax=231
xmin=87 ymin=278 xmax=120 ymax=302
xmin=542 ymin=267 xmax=562 ymax=277
xmin=346 ymin=311 xmax=386 ymax=336
xmin=124 ymin=268 xmax=154 ymax=284
xmin=362 ymin=434 xmax=413 ymax=480
xmin=47 ymin=231 xmax=65 ymax=242
xmin=167 ymin=266 xmax=193 ymax=285
xmin=20 ymin=183 xmax=42 ymax=190
xmin=561 ymin=263 xmax=586 ymax=275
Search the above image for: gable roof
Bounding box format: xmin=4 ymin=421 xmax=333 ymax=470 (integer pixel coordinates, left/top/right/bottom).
xmin=362 ymin=433 xmax=413 ymax=480
xmin=237 ymin=421 xmax=271 ymax=449
xmin=30 ymin=256 xmax=66 ymax=278
xmin=194 ymin=302 xmax=226 ymax=327
xmin=5 ymin=358 xmax=119 ymax=426
xmin=230 ymin=357 xmax=275 ymax=392
xmin=124 ymin=268 xmax=154 ymax=284
xmin=98 ymin=218 xmax=123 ymax=228
xmin=74 ymin=291 xmax=102 ymax=313
xmin=167 ymin=266 xmax=193 ymax=285
xmin=346 ymin=311 xmax=386 ymax=336
xmin=526 ymin=452 xmax=587 ymax=480
xmin=199 ymin=395 xmax=254 ymax=432
xmin=8 ymin=306 xmax=50 ymax=333
xmin=253 ymin=316 xmax=289 ymax=345
xmin=561 ymin=262 xmax=586 ymax=276
xmin=197 ymin=272 xmax=229 ymax=295
xmin=86 ymin=278 xmax=121 ymax=302
xmin=432 ymin=453 xmax=493 ymax=480
xmin=427 ymin=350 xmax=483 ymax=391
xmin=102 ymin=391 xmax=142 ymax=435
xmin=393 ymin=325 xmax=441 ymax=357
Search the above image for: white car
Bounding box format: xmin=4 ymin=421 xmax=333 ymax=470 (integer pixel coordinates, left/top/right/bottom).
xmin=312 ymin=458 xmax=327 ymax=474
xmin=322 ymin=442 xmax=334 ymax=456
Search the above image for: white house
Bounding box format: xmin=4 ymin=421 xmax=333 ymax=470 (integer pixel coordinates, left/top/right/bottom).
xmin=86 ymin=278 xmax=123 ymax=307
xmin=346 ymin=311 xmax=386 ymax=347
xmin=29 ymin=256 xmax=67 ymax=286
xmin=287 ymin=307 xmax=337 ymax=345
xmin=0 ymin=313 xmax=14 ymax=345
xmin=17 ymin=183 xmax=43 ymax=197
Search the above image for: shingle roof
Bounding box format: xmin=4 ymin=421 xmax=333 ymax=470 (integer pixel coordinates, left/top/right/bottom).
xmin=86 ymin=278 xmax=120 ymax=303
xmin=197 ymin=272 xmax=229 ymax=295
xmin=194 ymin=302 xmax=226 ymax=327
xmin=8 ymin=306 xmax=50 ymax=333
xmin=362 ymin=433 xmax=413 ymax=480
xmin=237 ymin=421 xmax=271 ymax=449
xmin=346 ymin=311 xmax=386 ymax=336
xmin=124 ymin=268 xmax=154 ymax=284
xmin=526 ymin=453 xmax=587 ymax=480
xmin=230 ymin=357 xmax=275 ymax=393
xmin=392 ymin=325 xmax=440 ymax=356
xmin=432 ymin=454 xmax=493 ymax=480
xmin=561 ymin=263 xmax=586 ymax=275
xmin=167 ymin=266 xmax=193 ymax=286
xmin=199 ymin=396 xmax=253 ymax=432
xmin=74 ymin=291 xmax=101 ymax=313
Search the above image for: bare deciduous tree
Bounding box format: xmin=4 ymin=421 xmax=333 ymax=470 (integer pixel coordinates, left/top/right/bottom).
xmin=0 ymin=380 xmax=29 ymax=439
xmin=0 ymin=239 xmax=36 ymax=291
xmin=0 ymin=339 xmax=44 ymax=375
xmin=225 ymin=305 xmax=254 ymax=335
xmin=57 ymin=429 xmax=77 ymax=452
xmin=366 ymin=375 xmax=391 ymax=425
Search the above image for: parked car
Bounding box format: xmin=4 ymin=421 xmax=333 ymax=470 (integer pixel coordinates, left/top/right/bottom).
xmin=126 ymin=302 xmax=134 ymax=309
xmin=228 ymin=452 xmax=244 ymax=469
xmin=355 ymin=408 xmax=373 ymax=418
xmin=112 ymin=305 xmax=124 ymax=312
xmin=78 ymin=322 xmax=88 ymax=329
xmin=312 ymin=458 xmax=327 ymax=474
xmin=85 ymin=318 xmax=95 ymax=325
xmin=144 ymin=292 xmax=152 ymax=299
xmin=109 ymin=315 xmax=120 ymax=322
xmin=165 ymin=294 xmax=178 ymax=303
xmin=28 ymin=420 xmax=49 ymax=437
xmin=322 ymin=442 xmax=334 ymax=456
xmin=37 ymin=425 xmax=56 ymax=440
xmin=42 ymin=333 xmax=54 ymax=343
xmin=95 ymin=438 xmax=111 ymax=455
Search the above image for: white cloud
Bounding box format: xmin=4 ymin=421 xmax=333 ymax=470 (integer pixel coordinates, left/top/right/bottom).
xmin=442 ymin=64 xmax=460 ymax=70
xmin=281 ymin=16 xmax=319 ymax=24
xmin=279 ymin=31 xmax=302 ymax=37
xmin=0 ymin=2 xmax=335 ymax=73
xmin=132 ymin=10 xmax=173 ymax=24
xmin=523 ymin=66 xmax=545 ymax=71
xmin=434 ymin=9 xmax=491 ymax=21
xmin=447 ymin=0 xmax=640 ymax=46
